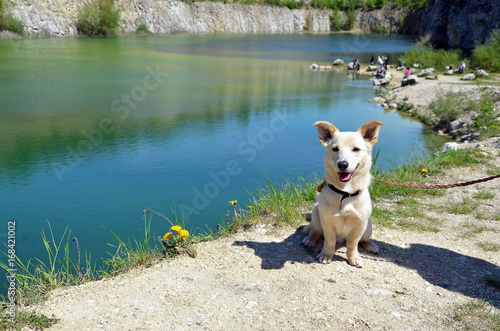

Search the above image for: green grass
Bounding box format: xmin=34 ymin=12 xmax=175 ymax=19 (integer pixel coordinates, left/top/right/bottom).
xmin=473 ymin=191 xmax=495 ymax=199
xmin=460 ymin=221 xmax=488 ymax=239
xmin=454 ymin=300 xmax=500 ymax=331
xmin=0 ymin=309 xmax=58 ymax=330
xmin=476 ymin=241 xmax=500 ymax=252
xmin=244 ymin=174 xmax=318 ymax=228
xmin=449 ymin=198 xmax=480 ymax=215
xmin=370 ymin=149 xmax=482 ymax=199
xmin=372 ymin=201 xmax=441 ymax=232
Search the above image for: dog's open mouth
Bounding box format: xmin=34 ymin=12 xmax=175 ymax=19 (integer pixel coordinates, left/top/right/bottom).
xmin=338 ymin=164 xmax=359 ymax=182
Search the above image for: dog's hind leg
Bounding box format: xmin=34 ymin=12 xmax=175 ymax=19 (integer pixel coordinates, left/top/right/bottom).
xmin=359 ymin=217 xmax=379 ymax=254
xmin=302 ymin=203 xmax=322 ymax=248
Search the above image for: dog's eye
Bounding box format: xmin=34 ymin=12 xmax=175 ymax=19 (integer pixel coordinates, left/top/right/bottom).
xmin=332 ymin=147 xmax=339 ymax=152
xmin=352 ymin=147 xmax=360 ymax=152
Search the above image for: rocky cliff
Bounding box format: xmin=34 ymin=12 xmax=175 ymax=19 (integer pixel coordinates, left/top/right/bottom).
xmin=6 ymin=0 xmax=333 ymax=36
xmin=418 ymin=0 xmax=500 ymax=50
xmin=4 ymin=0 xmax=500 ymax=49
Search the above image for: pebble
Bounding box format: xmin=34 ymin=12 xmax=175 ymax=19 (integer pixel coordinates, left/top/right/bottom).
xmin=367 ymin=288 xmax=393 ymax=296
xmin=392 ymin=311 xmax=402 ymax=318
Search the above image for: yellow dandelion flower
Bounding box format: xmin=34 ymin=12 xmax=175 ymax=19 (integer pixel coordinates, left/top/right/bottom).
xmin=171 ymin=225 xmax=182 ymax=234
xmin=421 ymin=168 xmax=428 ymax=173
xmin=229 ymin=200 xmax=238 ymax=206
xmin=247 ymin=206 xmax=252 ymax=209
xmin=163 ymin=232 xmax=172 ymax=240
xmin=180 ymin=229 xmax=189 ymax=238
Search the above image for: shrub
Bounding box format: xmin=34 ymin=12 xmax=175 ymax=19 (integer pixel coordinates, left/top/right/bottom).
xmin=344 ymin=7 xmax=355 ymax=30
xmin=331 ymin=10 xmax=344 ymax=31
xmin=402 ymin=44 xmax=462 ymax=70
xmin=391 ymin=0 xmax=429 ymax=8
xmin=472 ymin=29 xmax=500 ymax=72
xmin=283 ymin=0 xmax=300 ymax=9
xmin=136 ymin=23 xmax=152 ymax=35
xmin=469 ymin=92 xmax=500 ymax=135
xmin=373 ymin=25 xmax=388 ymax=34
xmin=0 ymin=0 xmax=25 ymax=35
xmin=77 ymin=0 xmax=120 ymax=37
xmin=427 ymin=91 xmax=465 ymax=128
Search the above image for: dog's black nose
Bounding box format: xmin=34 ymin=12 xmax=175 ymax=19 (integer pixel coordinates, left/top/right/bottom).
xmin=338 ymin=161 xmax=349 ymax=171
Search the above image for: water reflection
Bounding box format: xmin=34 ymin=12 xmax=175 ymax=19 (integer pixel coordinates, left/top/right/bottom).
xmin=0 ymin=34 xmax=445 ymax=267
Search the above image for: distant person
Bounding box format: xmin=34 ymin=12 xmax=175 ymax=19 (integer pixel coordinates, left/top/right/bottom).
xmin=458 ymin=61 xmax=466 ymax=74
xmin=384 ymin=54 xmax=389 ymax=70
xmin=377 ymin=56 xmax=383 ymax=67
xmin=370 ymin=55 xmax=374 ymax=65
xmin=404 ymin=67 xmax=411 ymax=78
xmin=353 ymin=58 xmax=361 ymax=71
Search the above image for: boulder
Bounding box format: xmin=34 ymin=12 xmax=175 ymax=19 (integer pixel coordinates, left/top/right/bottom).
xmin=418 ymin=68 xmax=434 ymax=77
xmin=373 ymin=72 xmax=392 ymax=86
xmin=425 ymin=75 xmax=437 ymax=80
xmin=333 ymin=59 xmax=344 ymax=65
xmin=347 ymin=62 xmax=354 ymax=70
xmin=462 ymin=73 xmax=476 ymax=80
xmin=447 ymin=119 xmax=464 ymax=132
xmin=401 ymin=75 xmax=418 ymax=86
xmin=476 ymin=69 xmax=489 ymax=77
xmin=438 ymin=142 xmax=460 ymax=153
xmin=444 ymin=69 xmax=454 ymax=75
xmin=370 ymin=97 xmax=385 ymax=103
xmin=366 ymin=65 xmax=378 ymax=72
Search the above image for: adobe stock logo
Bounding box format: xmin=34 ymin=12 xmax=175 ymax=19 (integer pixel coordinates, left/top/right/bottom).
xmin=177 ymin=108 xmax=296 ymax=223
xmin=51 ymin=65 xmax=168 ymax=182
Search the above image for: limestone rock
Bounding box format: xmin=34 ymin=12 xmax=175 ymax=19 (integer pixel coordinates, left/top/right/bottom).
xmin=462 ymin=73 xmax=476 ymax=80
xmin=476 ymin=69 xmax=489 ymax=77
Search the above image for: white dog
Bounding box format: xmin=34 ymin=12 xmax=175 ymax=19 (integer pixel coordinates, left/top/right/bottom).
xmin=302 ymin=120 xmax=383 ymax=267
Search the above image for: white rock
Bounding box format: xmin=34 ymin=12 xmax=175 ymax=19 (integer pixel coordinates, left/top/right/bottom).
xmin=476 ymin=69 xmax=489 ymax=77
xmin=439 ymin=142 xmax=460 ymax=153
xmin=462 ymin=73 xmax=476 ymax=80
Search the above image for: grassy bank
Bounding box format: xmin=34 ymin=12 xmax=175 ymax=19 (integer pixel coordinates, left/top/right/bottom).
xmin=2 ymin=146 xmax=499 ymax=329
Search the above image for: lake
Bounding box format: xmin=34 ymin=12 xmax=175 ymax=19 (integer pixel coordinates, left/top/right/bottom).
xmin=0 ymin=33 xmax=446 ymax=271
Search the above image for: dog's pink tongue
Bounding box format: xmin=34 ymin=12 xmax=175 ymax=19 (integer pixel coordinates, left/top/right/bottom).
xmin=338 ymin=172 xmax=352 ymax=182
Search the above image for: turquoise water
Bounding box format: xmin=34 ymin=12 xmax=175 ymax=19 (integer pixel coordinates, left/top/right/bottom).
xmin=0 ymin=34 xmax=445 ymax=271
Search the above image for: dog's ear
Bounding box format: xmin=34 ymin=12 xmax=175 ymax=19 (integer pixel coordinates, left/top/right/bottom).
xmin=358 ymin=121 xmax=383 ymax=146
xmin=314 ymin=121 xmax=338 ymax=146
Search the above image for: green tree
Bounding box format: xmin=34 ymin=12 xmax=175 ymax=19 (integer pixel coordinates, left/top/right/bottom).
xmin=77 ymin=0 xmax=120 ymax=37
xmin=344 ymin=7 xmax=355 ymax=30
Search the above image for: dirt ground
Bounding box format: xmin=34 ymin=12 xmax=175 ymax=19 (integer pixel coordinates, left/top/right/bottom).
xmin=31 ymin=69 xmax=500 ymax=331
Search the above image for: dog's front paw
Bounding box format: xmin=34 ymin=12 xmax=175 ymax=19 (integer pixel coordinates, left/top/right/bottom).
xmin=348 ymin=256 xmax=364 ymax=268
xmin=316 ymin=251 xmax=334 ymax=264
